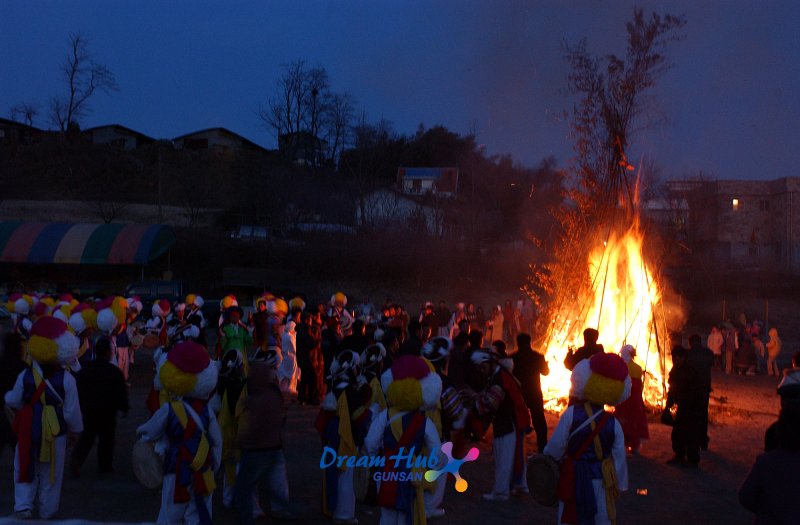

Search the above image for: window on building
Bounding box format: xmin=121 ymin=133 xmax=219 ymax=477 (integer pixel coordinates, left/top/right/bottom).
xmin=732 ymin=198 xmax=740 ymax=211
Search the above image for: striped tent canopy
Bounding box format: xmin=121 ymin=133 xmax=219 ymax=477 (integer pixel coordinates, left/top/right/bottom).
xmin=0 ymin=222 xmax=176 ymax=265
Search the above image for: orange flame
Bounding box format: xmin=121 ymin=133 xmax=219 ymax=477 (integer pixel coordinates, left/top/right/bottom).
xmin=540 ymin=223 xmax=671 ymax=412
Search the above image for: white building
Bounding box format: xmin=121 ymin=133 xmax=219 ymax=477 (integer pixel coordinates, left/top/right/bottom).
xmin=355 ymin=189 xmax=446 ymax=236
xmin=397 ymin=167 xmax=458 ymax=198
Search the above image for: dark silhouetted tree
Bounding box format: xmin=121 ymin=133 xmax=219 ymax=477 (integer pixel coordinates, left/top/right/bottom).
xmin=259 ymin=60 xmax=354 ymax=166
xmin=526 ymin=7 xmax=686 ymax=316
xmin=49 ymin=32 xmax=118 ymax=132
xmin=564 ymin=8 xmax=685 ymax=220
xmin=9 ymin=102 xmax=39 ymax=127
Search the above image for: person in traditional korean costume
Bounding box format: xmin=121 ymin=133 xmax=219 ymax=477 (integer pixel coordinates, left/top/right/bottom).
xmin=136 ymin=341 xmax=222 ymax=525
xmin=5 ymin=316 xmax=83 ymax=520
xmin=365 ymin=355 xmax=442 ymax=525
xmin=420 ymin=337 xmax=467 ymax=519
xmin=614 ymin=345 xmax=649 ymax=454
xmin=543 ymin=352 xmax=630 ymax=525
xmin=315 ymin=350 xmax=373 ymax=525
xmin=218 ymin=305 xmax=253 ymax=375
xmin=184 ymin=295 xmax=207 ymax=348
xmin=9 ymin=295 xmax=34 ymax=342
xmin=470 ymin=346 xmax=532 ymax=502
xmin=361 ymin=343 xmax=388 ymax=417
xmin=147 ymin=300 xmax=172 ymax=355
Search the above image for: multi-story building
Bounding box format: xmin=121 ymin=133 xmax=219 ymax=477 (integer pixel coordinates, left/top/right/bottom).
xmin=662 ymin=177 xmax=800 ymax=272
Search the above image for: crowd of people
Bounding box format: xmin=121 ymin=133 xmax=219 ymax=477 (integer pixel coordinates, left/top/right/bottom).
xmin=0 ymin=290 xmax=798 ymax=524
xmin=706 ymin=315 xmax=782 ymax=377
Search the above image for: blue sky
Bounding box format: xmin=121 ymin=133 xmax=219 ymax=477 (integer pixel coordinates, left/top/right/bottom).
xmin=2 ymin=0 xmax=799 ymax=180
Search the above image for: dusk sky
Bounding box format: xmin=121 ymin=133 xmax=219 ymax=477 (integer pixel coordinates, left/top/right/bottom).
xmin=2 ymin=0 xmax=798 ymax=181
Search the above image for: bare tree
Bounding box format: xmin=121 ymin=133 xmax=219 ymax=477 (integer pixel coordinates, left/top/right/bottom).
xmin=259 ymin=60 xmax=354 ymax=166
xmin=563 ymin=8 xmax=686 ymax=220
xmin=259 ymin=60 xmax=309 ymax=137
xmin=526 ymin=7 xmax=685 ymax=312
xmin=50 ymin=32 xmax=118 ymax=132
xmin=325 ymin=92 xmax=355 ymax=164
xmin=306 ymin=66 xmax=329 ymax=140
xmin=9 ymin=102 xmax=39 ymax=127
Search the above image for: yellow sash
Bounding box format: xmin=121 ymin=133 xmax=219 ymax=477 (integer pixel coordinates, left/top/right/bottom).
xmin=336 ymin=394 xmax=356 ymax=468
xmin=33 ymin=369 xmax=61 ymax=484
xmin=220 ymin=388 xmax=242 ymax=485
xmin=369 ymin=377 xmax=386 ymax=411
xmin=587 ymin=404 xmax=619 ymax=525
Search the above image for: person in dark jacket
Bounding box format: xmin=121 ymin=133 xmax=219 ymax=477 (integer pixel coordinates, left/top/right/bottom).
xmin=234 ymin=348 xmax=294 ymax=523
xmin=665 ymin=345 xmax=705 ymax=466
xmin=735 ymin=329 xmax=757 ymax=375
xmin=339 ymin=319 xmax=369 ymax=356
xmin=398 ymin=319 xmax=424 ymax=357
xmin=765 ymin=351 xmax=800 ymax=451
xmin=688 ymin=333 xmax=714 ymax=450
xmin=69 ymin=337 xmax=129 ymax=476
xmin=448 ymin=331 xmax=469 ymax=390
xmin=435 ymin=301 xmax=451 ymax=338
xmin=563 ymin=328 xmax=604 ymax=371
xmin=740 ymin=406 xmax=800 ymax=524
xmin=0 ymin=333 xmax=26 ymax=460
xmin=296 ymin=312 xmax=321 ymax=404
xmin=512 ymin=333 xmax=550 ymax=452
xmin=320 ymin=317 xmax=341 ymax=377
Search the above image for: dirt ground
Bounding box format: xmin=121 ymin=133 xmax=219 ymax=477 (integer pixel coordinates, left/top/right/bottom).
xmin=0 ymin=350 xmax=779 ymax=525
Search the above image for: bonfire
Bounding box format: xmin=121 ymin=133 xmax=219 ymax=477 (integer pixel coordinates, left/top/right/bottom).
xmin=533 ymin=217 xmax=675 ymax=412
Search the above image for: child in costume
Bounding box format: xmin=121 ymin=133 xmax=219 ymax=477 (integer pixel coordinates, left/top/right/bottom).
xmin=137 ymin=341 xmax=222 ymax=525
xmin=469 ymin=347 xmax=532 ymax=502
xmin=316 ymin=350 xmax=373 ymax=525
xmin=5 ymin=316 xmax=83 ymax=520
xmin=420 ymin=337 xmax=467 ymax=519
xmin=614 ymin=345 xmax=649 ymax=454
xmin=365 ymin=354 xmax=442 ymax=525
xmin=543 ymin=352 xmax=630 ymax=525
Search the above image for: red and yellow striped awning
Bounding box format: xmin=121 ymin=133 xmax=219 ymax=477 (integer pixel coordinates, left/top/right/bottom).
xmin=0 ymin=222 xmax=176 ymax=265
